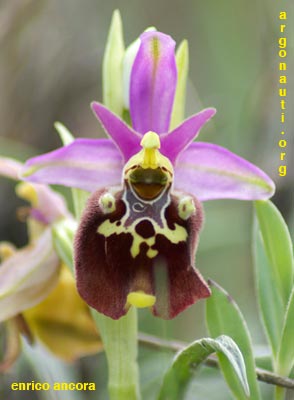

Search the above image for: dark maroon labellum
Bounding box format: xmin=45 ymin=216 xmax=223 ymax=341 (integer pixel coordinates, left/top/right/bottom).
xmin=74 ymin=184 xmax=210 ymax=320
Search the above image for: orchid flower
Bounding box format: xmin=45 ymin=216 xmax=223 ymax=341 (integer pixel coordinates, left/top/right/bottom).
xmin=21 ymin=29 xmax=275 ymax=321
xmin=0 ymin=157 xmax=101 ymax=368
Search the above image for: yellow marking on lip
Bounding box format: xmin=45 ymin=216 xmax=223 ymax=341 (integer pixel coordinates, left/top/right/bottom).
xmin=147 ymin=248 xmax=158 ymax=258
xmin=127 ymin=291 xmax=156 ymax=308
xmin=98 ymin=217 xmax=187 ymax=259
xmin=131 ymin=235 xmax=155 ymax=258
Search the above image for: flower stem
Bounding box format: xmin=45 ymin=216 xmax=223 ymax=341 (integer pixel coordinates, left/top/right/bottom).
xmin=275 ymin=386 xmax=285 ymax=400
xmin=91 ymin=307 xmax=141 ymax=400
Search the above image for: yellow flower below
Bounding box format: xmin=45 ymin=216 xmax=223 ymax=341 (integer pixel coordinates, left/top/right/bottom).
xmin=23 ymin=265 xmax=102 ymax=362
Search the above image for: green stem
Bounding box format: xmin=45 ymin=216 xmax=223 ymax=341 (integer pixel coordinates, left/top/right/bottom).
xmin=275 ymin=385 xmax=286 ymax=400
xmin=91 ymin=307 xmax=140 ymax=400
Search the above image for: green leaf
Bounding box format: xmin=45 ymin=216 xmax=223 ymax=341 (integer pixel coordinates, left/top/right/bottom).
xmin=254 ymin=200 xmax=294 ymax=306
xmin=253 ymin=344 xmax=273 ymax=371
xmin=206 ymin=281 xmax=261 ymax=400
xmin=158 ymin=335 xmax=249 ymax=400
xmin=253 ymin=223 xmax=284 ymax=357
xmin=277 ymin=287 xmax=294 ymax=376
xmin=255 ymin=355 xmax=273 ymax=372
xmin=139 ymin=348 xmax=172 ymax=400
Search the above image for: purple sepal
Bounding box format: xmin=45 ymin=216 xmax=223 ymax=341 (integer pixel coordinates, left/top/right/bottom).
xmin=22 ymin=138 xmax=123 ymax=192
xmin=130 ymin=31 xmax=177 ymax=134
xmin=174 ymin=142 xmax=275 ymax=201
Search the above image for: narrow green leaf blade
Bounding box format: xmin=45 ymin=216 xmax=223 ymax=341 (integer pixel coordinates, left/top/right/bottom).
xmin=158 ymin=335 xmax=249 ymax=400
xmin=206 ymin=281 xmax=261 ymax=399
xmin=254 ymin=200 xmax=294 ymax=306
xmin=253 ymin=222 xmax=284 ymax=357
xmin=277 ymin=287 xmax=294 ymax=376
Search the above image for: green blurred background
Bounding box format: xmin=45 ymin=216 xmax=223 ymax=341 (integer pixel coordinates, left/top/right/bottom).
xmin=0 ymin=0 xmax=293 ymax=398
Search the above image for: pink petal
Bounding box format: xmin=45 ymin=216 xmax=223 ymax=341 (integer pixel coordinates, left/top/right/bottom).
xmin=161 ymin=108 xmax=216 ymax=164
xmin=92 ymin=102 xmax=141 ymax=161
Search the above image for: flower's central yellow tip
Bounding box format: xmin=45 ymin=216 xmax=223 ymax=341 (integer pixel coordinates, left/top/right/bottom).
xmin=15 ymin=182 xmax=38 ymax=207
xmin=127 ymin=291 xmax=156 ymax=308
xmin=140 ymin=131 xmax=160 ymax=169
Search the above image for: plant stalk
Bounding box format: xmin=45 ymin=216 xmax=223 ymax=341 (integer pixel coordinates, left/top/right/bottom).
xmin=91 ymin=307 xmax=140 ymax=400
